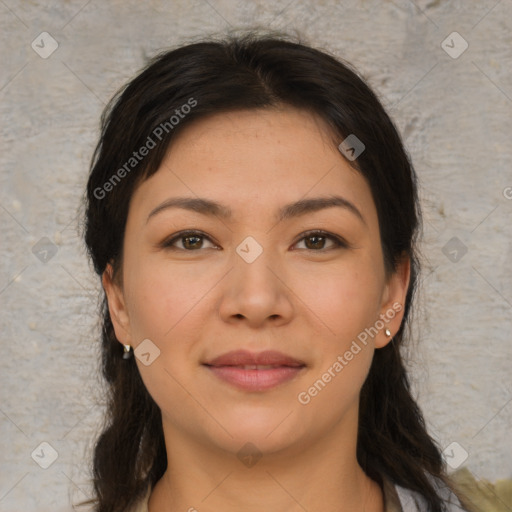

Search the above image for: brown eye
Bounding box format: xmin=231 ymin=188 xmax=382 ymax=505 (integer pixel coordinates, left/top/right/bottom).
xmin=162 ymin=231 xmax=218 ymax=251
xmin=293 ymin=231 xmax=347 ymax=251
xmin=182 ymin=235 xmax=203 ymax=250
xmin=304 ymin=234 xmax=327 ymax=250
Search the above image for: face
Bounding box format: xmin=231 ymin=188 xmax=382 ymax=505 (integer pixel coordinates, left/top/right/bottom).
xmin=103 ymin=106 xmax=409 ymax=460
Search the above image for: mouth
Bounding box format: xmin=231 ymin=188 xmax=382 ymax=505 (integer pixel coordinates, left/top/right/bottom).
xmin=202 ymin=350 xmax=306 ymax=391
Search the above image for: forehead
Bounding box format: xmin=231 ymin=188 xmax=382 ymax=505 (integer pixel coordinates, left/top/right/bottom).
xmin=129 ymin=107 xmax=378 ymax=228
xmin=167 ymin=106 xmax=338 ymax=166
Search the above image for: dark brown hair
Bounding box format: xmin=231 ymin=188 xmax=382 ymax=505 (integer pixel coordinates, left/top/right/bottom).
xmin=81 ymin=30 xmax=471 ymax=512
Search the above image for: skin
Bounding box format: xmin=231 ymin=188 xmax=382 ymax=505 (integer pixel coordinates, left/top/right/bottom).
xmin=103 ymin=106 xmax=410 ymax=512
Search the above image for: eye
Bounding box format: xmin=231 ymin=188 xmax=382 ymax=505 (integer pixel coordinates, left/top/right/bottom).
xmin=293 ymin=230 xmax=347 ymax=251
xmin=160 ymin=229 xmax=347 ymax=252
xmin=161 ymin=230 xmax=219 ymax=251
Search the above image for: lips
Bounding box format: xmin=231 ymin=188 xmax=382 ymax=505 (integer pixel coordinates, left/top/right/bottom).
xmin=203 ymin=350 xmax=306 ymax=391
xmin=204 ymin=350 xmax=306 ymax=368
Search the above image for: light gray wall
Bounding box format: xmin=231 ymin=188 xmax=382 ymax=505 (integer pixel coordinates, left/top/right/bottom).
xmin=1 ymin=1 xmax=511 ymax=510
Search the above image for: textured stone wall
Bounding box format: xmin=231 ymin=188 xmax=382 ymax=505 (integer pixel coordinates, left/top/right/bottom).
xmin=1 ymin=1 xmax=511 ymax=510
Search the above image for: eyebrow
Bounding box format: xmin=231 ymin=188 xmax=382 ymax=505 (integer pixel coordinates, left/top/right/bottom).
xmin=146 ymin=195 xmax=366 ymax=226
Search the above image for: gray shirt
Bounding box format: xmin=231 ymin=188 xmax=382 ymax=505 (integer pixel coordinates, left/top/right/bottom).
xmin=385 ymin=474 xmax=466 ymax=512
xmin=128 ymin=475 xmax=466 ymax=512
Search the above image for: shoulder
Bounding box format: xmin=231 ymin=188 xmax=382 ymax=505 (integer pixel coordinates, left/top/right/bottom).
xmin=127 ymin=477 xmax=467 ymax=512
xmin=394 ymin=476 xmax=467 ymax=512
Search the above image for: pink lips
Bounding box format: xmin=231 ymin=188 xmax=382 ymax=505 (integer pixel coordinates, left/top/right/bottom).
xmin=203 ymin=350 xmax=306 ymax=391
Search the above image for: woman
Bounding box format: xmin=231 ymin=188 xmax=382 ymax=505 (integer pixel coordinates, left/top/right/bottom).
xmin=81 ymin=31 xmax=472 ymax=512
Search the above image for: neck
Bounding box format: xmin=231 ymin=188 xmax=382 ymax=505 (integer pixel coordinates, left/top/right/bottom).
xmin=149 ymin=409 xmax=384 ymax=512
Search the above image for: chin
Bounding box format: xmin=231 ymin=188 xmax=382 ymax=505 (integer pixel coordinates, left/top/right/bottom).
xmin=212 ymin=407 xmax=305 ymax=452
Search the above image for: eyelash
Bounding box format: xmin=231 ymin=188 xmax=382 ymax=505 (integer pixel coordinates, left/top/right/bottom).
xmin=160 ymin=229 xmax=348 ymax=252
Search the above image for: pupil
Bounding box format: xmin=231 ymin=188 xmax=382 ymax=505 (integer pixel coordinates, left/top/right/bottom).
xmin=184 ymin=236 xmax=201 ymax=249
xmin=307 ymin=235 xmax=324 ymax=249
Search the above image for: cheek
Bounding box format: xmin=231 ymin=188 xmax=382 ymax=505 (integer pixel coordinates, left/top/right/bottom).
xmin=294 ymin=266 xmax=380 ymax=416
xmin=292 ymin=257 xmax=384 ymax=344
xmin=291 ymin=256 xmax=383 ymax=403
xmin=124 ymin=265 xmax=210 ymax=417
xmin=124 ymin=259 xmax=215 ymax=343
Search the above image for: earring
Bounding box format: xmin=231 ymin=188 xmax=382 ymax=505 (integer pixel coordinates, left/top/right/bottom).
xmin=123 ymin=344 xmax=133 ymax=359
xmin=385 ymin=328 xmax=392 ymax=337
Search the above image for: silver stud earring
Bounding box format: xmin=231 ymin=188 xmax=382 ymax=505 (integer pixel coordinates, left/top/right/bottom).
xmin=123 ymin=344 xmax=133 ymax=359
xmin=385 ymin=328 xmax=392 ymax=337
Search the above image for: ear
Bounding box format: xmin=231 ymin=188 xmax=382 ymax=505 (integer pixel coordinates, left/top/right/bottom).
xmin=375 ymin=254 xmax=411 ymax=349
xmin=102 ymin=262 xmax=133 ymax=346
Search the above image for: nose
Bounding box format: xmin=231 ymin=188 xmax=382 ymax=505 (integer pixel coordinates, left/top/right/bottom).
xmin=218 ymin=245 xmax=294 ymax=329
